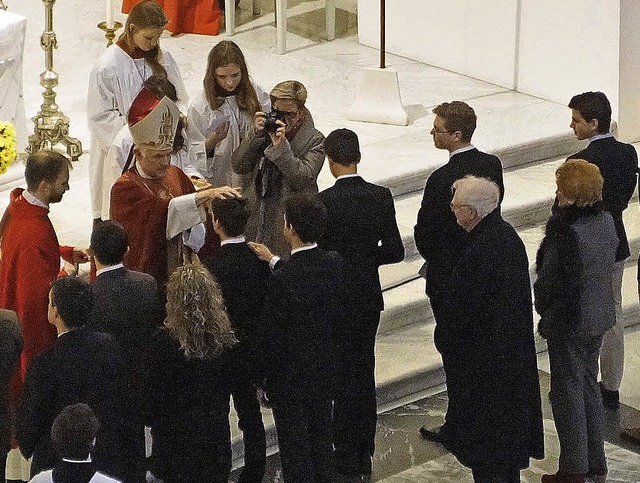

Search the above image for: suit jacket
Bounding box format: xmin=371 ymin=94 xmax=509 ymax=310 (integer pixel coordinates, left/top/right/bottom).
xmin=88 ymin=267 xmax=162 ymax=398
xmin=318 ymin=175 xmax=404 ymax=318
xmin=206 ymin=242 xmax=271 ymax=347
xmin=254 ymin=248 xmax=344 ymax=401
xmin=567 ymin=136 xmax=638 ymax=261
xmin=413 ymin=148 xmax=504 ymax=299
xmin=0 ymin=309 xmax=22 ymax=453
xmin=18 ymin=328 xmax=127 ymax=479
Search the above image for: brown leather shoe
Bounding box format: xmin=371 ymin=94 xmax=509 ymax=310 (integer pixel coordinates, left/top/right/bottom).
xmin=621 ymin=426 xmax=640 ymax=444
xmin=541 ymin=471 xmax=587 ymax=483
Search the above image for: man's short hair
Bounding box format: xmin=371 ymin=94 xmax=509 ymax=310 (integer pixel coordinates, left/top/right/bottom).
xmin=209 ymin=197 xmax=250 ymax=237
xmin=51 ymin=403 xmax=100 ymax=460
xmin=432 ymin=101 xmax=477 ymax=142
xmin=324 ymin=129 xmax=361 ymax=166
xmin=452 ymin=176 xmax=500 ymax=218
xmin=24 ymin=151 xmax=70 ymax=191
xmin=285 ymin=193 xmax=327 ymax=244
xmin=50 ymin=277 xmax=93 ymax=329
xmin=568 ymin=91 xmax=612 ymax=134
xmin=90 ymin=220 xmax=128 ymax=265
xmin=270 ymin=80 xmax=308 ymax=109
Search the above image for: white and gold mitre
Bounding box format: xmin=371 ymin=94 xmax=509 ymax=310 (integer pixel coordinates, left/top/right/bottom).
xmin=128 ymin=86 xmax=179 ymax=151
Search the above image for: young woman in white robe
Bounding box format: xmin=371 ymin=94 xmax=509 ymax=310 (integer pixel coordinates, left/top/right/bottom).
xmin=100 ymin=76 xmax=199 ymax=221
xmin=187 ymin=40 xmax=270 ymax=188
xmin=87 ymin=0 xmax=187 ymax=222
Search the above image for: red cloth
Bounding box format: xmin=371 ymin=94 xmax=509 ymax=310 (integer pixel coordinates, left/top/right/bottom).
xmin=121 ymin=0 xmax=222 ymax=36
xmin=0 ymin=189 xmax=73 ymax=389
xmin=110 ymin=166 xmax=196 ymax=290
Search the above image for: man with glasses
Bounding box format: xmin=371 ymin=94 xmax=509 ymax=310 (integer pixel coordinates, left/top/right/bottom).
xmin=233 ymin=80 xmax=325 ymax=255
xmin=413 ymin=101 xmax=504 ymax=441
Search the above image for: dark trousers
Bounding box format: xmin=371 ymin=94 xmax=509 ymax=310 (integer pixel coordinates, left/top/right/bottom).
xmin=272 ymin=392 xmax=333 ymax=483
xmin=472 ymin=465 xmax=520 ymax=482
xmin=548 ymin=335 xmax=606 ymax=475
xmin=333 ymin=310 xmax=380 ymax=472
xmin=228 ymin=362 xmax=266 ymax=483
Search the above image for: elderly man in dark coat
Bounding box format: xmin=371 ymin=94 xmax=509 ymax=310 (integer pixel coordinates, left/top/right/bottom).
xmin=432 ymin=175 xmax=544 ymax=482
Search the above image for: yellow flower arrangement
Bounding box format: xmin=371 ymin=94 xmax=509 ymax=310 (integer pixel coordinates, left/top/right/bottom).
xmin=0 ymin=122 xmax=17 ymax=175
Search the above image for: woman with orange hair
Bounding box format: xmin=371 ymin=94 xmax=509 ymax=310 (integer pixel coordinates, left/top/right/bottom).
xmin=535 ymin=159 xmax=618 ymax=483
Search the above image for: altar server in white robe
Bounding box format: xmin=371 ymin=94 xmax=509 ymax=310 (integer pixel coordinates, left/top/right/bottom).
xmin=100 ymin=76 xmax=201 ymax=221
xmin=187 ymin=40 xmax=270 ymax=188
xmin=87 ymin=0 xmax=187 ymax=223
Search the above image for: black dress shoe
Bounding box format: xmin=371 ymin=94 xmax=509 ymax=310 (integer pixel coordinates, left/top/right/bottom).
xmin=600 ymin=382 xmax=620 ymax=410
xmin=419 ymin=425 xmax=443 ymax=443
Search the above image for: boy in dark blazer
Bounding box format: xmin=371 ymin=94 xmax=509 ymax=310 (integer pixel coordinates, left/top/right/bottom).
xmin=318 ymin=128 xmax=405 ymax=476
xmin=206 ymin=197 xmax=270 ymax=483
xmin=252 ymin=193 xmax=345 ymax=483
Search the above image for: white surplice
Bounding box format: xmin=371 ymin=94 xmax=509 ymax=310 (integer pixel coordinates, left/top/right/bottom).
xmin=87 ymin=44 xmax=188 ymax=219
xmin=186 ymin=81 xmax=269 ymax=188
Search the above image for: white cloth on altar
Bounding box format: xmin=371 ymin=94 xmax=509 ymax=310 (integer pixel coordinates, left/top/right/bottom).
xmin=87 ymin=45 xmax=188 ymax=219
xmin=186 ymin=81 xmax=269 ymax=187
xmin=0 ymin=10 xmax=27 ymax=153
xmin=100 ymin=125 xmax=200 ymax=220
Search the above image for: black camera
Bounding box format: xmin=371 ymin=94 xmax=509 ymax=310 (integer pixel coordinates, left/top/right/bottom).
xmin=263 ymin=109 xmax=286 ymax=134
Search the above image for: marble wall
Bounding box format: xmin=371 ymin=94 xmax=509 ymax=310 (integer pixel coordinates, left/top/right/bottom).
xmin=358 ymin=0 xmax=640 ymax=141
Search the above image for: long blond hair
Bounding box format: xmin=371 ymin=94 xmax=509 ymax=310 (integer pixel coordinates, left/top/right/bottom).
xmin=203 ymin=40 xmax=261 ymax=114
xmin=165 ymin=263 xmax=236 ymax=359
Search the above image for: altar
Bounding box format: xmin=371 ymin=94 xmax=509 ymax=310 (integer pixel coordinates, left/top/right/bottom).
xmin=357 ymin=0 xmax=640 ymax=142
xmin=0 ymin=9 xmax=27 ymax=158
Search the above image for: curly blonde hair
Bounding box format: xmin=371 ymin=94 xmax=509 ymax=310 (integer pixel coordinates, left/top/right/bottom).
xmin=165 ymin=263 xmax=236 ymax=359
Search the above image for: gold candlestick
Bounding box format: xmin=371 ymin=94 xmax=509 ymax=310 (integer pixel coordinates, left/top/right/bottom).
xmin=98 ymin=20 xmax=123 ymax=48
xmin=27 ymin=0 xmax=82 ymax=161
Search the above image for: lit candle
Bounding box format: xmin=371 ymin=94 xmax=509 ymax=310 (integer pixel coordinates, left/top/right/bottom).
xmin=106 ymin=0 xmax=115 ymax=29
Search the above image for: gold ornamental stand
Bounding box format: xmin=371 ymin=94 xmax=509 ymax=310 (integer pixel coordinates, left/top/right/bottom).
xmin=27 ymin=0 xmax=82 ymax=160
xmin=98 ymin=20 xmax=123 ymax=48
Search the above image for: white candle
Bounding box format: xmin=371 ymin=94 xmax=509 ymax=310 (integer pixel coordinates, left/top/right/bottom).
xmin=106 ymin=0 xmax=115 ymax=29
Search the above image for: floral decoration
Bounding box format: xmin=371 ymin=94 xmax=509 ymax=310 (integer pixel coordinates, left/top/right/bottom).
xmin=0 ymin=122 xmax=17 ymax=175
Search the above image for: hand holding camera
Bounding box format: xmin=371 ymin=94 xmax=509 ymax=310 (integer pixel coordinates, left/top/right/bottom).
xmin=254 ymin=110 xmax=287 ymax=147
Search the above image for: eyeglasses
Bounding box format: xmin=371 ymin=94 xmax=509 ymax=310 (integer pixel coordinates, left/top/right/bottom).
xmin=431 ymin=127 xmax=452 ymax=135
xmin=281 ymin=110 xmax=300 ymax=121
xmin=450 ymin=201 xmax=471 ymax=212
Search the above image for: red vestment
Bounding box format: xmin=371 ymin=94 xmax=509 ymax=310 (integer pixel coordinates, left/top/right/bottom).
xmin=0 ymin=188 xmax=73 ymax=386
xmin=121 ymin=0 xmax=222 ymax=36
xmin=110 ymin=166 xmax=196 ymax=290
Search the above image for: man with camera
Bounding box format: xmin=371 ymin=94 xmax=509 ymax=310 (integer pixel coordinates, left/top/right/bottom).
xmin=232 ymin=80 xmax=325 ymax=255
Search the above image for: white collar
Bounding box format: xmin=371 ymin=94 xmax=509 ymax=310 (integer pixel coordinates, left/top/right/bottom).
xmin=336 ymin=173 xmax=360 ymax=181
xmin=96 ymin=263 xmax=124 ymax=277
xmin=220 ymin=236 xmax=246 ymax=246
xmin=62 ymin=455 xmax=92 ymax=463
xmin=291 ymin=243 xmax=318 ymax=255
xmin=23 ymin=190 xmax=48 ymax=208
xmin=589 ymin=133 xmax=614 ymax=143
xmin=449 ymin=145 xmax=475 ymax=159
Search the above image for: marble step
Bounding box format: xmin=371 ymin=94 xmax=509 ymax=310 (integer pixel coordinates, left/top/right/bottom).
xmin=375 ymin=259 xmax=640 ymax=409
xmin=378 ymin=205 xmax=640 ymax=335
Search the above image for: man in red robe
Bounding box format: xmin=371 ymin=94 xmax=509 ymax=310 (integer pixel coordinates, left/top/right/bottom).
xmin=110 ymin=86 xmax=237 ymax=291
xmin=0 ymin=151 xmax=89 ymax=393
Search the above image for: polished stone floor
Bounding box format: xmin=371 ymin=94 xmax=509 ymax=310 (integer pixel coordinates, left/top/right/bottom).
xmin=239 ymin=364 xmax=640 ymax=482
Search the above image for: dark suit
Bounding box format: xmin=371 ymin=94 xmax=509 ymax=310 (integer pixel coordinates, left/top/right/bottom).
xmin=318 ymin=175 xmax=404 ymax=472
xmin=413 ymin=147 xmax=504 ymax=321
xmin=88 ymin=266 xmax=162 ymax=483
xmin=255 ymin=248 xmax=344 ymax=483
xmin=567 ymin=136 xmax=637 ymax=262
xmin=0 ymin=309 xmax=22 ymax=479
xmin=17 ymin=328 xmax=127 ymax=480
xmin=206 ymin=241 xmax=270 ymax=482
